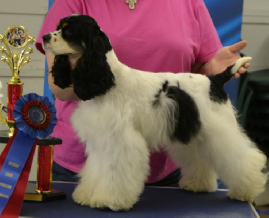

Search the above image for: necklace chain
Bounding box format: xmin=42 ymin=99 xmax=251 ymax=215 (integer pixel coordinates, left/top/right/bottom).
xmin=126 ymin=0 xmax=137 ymax=10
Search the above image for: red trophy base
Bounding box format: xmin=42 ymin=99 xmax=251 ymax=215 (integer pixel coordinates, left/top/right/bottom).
xmin=24 ymin=182 xmax=66 ymax=202
xmin=0 ymin=130 xmax=66 ymax=202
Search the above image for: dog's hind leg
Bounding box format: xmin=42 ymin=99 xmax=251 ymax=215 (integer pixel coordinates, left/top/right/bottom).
xmin=72 ymin=128 xmax=150 ymax=211
xmin=197 ymin=119 xmax=267 ymax=202
xmin=166 ymin=141 xmax=218 ymax=193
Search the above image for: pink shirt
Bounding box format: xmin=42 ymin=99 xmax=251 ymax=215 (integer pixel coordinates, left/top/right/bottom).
xmin=36 ymin=0 xmax=222 ymax=182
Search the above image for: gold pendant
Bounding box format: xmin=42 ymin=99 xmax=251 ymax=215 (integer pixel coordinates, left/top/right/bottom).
xmin=126 ymin=0 xmax=137 ymax=10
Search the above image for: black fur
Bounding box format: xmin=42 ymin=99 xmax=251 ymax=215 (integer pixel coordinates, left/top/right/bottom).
xmin=208 ymin=65 xmax=234 ymax=104
xmin=51 ymin=15 xmax=115 ymax=101
xmin=154 ymin=81 xmax=201 ymax=144
xmin=153 ymin=80 xmax=169 ymax=106
xmin=51 ymin=55 xmax=72 ymax=89
xmin=167 ymin=86 xmax=201 ymax=144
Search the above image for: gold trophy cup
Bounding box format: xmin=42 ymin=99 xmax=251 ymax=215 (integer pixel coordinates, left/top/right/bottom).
xmin=0 ymin=25 xmax=35 ymax=137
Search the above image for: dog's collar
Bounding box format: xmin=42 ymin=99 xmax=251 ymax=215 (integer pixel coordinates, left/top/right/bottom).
xmin=126 ymin=0 xmax=137 ymax=10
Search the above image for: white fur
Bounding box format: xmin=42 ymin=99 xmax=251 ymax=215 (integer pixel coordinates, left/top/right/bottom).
xmin=231 ymin=57 xmax=252 ymax=74
xmin=70 ymin=53 xmax=267 ymax=211
xmin=42 ymin=30 xmax=81 ymax=55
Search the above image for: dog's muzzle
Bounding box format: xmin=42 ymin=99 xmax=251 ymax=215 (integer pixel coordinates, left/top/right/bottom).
xmin=42 ymin=33 xmax=52 ymax=44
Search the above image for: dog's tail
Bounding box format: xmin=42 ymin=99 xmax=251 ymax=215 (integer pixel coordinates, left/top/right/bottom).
xmin=210 ymin=57 xmax=252 ymax=87
xmin=208 ymin=57 xmax=251 ymax=103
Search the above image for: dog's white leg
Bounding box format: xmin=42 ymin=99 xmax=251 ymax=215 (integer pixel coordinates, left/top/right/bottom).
xmin=197 ymin=119 xmax=267 ymax=202
xmin=166 ymin=140 xmax=218 ymax=192
xmin=72 ymin=128 xmax=150 ymax=211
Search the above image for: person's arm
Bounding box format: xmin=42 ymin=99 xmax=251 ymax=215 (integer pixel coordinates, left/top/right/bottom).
xmin=46 ymin=52 xmax=79 ymax=101
xmin=191 ymin=1 xmax=250 ymax=77
xmin=192 ymin=41 xmax=250 ymax=78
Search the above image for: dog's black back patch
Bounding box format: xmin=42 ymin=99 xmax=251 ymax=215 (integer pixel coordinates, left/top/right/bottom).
xmin=154 ymin=81 xmax=201 ymax=144
xmin=153 ymin=81 xmax=169 ymax=106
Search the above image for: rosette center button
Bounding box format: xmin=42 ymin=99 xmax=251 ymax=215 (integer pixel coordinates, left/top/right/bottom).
xmin=28 ymin=106 xmax=45 ymax=125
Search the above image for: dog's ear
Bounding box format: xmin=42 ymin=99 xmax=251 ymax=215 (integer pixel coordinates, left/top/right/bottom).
xmin=72 ymin=25 xmax=115 ymax=101
xmin=51 ymin=55 xmax=72 ymax=89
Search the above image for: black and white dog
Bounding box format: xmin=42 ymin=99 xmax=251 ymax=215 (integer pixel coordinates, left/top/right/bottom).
xmin=42 ymin=15 xmax=267 ymax=211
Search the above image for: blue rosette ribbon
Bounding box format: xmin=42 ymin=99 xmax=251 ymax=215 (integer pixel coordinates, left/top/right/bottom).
xmin=13 ymin=93 xmax=57 ymax=139
xmin=0 ymin=93 xmax=57 ymax=216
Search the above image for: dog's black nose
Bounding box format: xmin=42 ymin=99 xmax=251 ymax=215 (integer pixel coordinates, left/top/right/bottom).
xmin=42 ymin=34 xmax=52 ymax=43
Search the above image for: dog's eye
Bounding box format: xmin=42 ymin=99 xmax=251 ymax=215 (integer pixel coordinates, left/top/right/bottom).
xmin=64 ymin=29 xmax=72 ymax=35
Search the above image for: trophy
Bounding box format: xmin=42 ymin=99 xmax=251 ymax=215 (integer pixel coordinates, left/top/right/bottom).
xmin=0 ymin=25 xmax=35 ymax=137
xmin=0 ymin=26 xmax=65 ymax=202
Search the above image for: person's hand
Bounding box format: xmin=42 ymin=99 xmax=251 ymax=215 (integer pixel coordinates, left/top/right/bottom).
xmin=201 ymin=40 xmax=250 ymax=78
xmin=68 ymin=53 xmax=83 ymax=69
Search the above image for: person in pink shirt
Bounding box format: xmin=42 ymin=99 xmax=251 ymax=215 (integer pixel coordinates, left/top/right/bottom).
xmin=36 ymin=0 xmax=249 ymax=185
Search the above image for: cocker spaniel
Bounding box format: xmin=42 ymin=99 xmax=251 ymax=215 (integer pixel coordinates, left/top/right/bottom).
xmin=42 ymin=14 xmax=267 ymax=211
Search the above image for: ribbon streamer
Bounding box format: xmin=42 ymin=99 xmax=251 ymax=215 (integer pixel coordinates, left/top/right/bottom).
xmin=0 ymin=129 xmax=37 ymax=218
xmin=0 ymin=93 xmax=57 ymax=218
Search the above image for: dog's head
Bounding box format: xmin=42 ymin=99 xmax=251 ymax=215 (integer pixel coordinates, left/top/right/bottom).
xmin=42 ymin=14 xmax=111 ymax=55
xmin=42 ymin=14 xmax=115 ymax=101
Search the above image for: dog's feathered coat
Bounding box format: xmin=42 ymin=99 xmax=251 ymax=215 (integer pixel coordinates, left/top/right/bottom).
xmin=43 ymin=15 xmax=267 ymax=211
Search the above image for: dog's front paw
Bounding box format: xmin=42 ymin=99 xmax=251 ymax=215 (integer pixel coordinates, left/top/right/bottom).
xmin=89 ymin=194 xmax=132 ymax=211
xmin=72 ymin=184 xmax=135 ymax=211
xmin=179 ymin=176 xmax=217 ymax=193
xmin=72 ymin=183 xmax=92 ymax=206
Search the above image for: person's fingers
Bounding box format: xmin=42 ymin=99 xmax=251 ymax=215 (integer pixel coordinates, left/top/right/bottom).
xmin=239 ymin=67 xmax=248 ymax=74
xmin=243 ymin=62 xmax=250 ymax=69
xmin=232 ymin=67 xmax=247 ymax=77
xmin=68 ymin=54 xmax=82 ymax=69
xmin=228 ymin=40 xmax=248 ymax=53
xmin=234 ymin=73 xmax=240 ymax=78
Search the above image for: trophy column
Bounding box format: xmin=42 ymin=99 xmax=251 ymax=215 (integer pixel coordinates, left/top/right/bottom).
xmin=36 ymin=145 xmax=53 ymax=193
xmin=6 ymin=78 xmax=23 ymax=137
xmin=24 ymin=139 xmax=66 ymax=202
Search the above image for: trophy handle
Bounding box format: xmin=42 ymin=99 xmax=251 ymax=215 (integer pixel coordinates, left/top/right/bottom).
xmin=0 ymin=102 xmax=7 ymax=126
